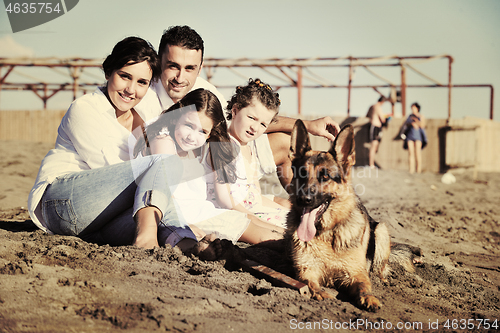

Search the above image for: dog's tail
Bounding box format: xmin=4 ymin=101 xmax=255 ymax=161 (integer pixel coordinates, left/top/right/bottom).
xmin=369 ymin=221 xmax=391 ymax=279
xmin=389 ymin=242 xmax=423 ymax=273
xmin=368 ymin=220 xmax=422 ymax=280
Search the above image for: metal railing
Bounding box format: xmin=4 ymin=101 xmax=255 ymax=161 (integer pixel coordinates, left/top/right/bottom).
xmin=0 ymin=55 xmax=494 ymax=119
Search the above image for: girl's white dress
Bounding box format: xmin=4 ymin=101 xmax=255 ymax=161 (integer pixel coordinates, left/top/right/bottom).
xmin=168 ymin=148 xmax=250 ymax=243
xmin=205 ymin=136 xmax=288 ymax=228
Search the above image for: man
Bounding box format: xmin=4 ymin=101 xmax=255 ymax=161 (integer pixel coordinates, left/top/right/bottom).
xmin=141 ymin=25 xmax=340 ymax=189
xmin=366 ymin=96 xmax=388 ymax=169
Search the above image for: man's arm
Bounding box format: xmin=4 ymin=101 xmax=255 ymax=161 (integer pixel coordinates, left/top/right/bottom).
xmin=266 ymin=115 xmax=340 ymax=141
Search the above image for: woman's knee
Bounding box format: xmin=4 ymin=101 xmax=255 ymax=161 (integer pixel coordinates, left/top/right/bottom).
xmin=42 ymin=198 xmax=79 ymax=236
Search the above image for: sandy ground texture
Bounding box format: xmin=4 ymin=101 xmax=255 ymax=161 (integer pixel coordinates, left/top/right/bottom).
xmin=0 ymin=140 xmax=499 ymax=333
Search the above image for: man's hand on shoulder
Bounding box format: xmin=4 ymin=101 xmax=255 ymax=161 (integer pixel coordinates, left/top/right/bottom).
xmin=303 ymin=116 xmax=340 ymax=141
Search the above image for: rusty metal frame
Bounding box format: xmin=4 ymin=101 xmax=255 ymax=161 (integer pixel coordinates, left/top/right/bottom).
xmin=0 ymin=55 xmax=495 ymax=119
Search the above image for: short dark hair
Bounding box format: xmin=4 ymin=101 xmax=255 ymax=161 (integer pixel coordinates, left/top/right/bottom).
xmin=378 ymin=96 xmax=387 ymax=103
xmin=411 ymin=102 xmax=421 ymax=111
xmin=158 ymin=26 xmax=204 ymax=64
xmin=102 ymin=36 xmax=161 ymax=83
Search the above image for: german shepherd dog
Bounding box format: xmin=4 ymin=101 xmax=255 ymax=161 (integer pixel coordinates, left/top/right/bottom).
xmin=286 ymin=120 xmax=416 ymax=311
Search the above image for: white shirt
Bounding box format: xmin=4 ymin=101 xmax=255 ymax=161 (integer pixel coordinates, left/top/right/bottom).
xmin=28 ymin=87 xmax=161 ymax=232
xmin=148 ymin=77 xmax=228 ymax=112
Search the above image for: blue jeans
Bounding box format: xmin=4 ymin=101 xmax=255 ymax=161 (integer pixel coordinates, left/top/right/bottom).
xmin=41 ymin=154 xmax=196 ymax=247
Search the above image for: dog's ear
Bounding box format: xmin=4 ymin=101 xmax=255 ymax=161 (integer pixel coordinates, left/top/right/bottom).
xmin=330 ymin=124 xmax=355 ymax=176
xmin=289 ymin=119 xmax=311 ymax=161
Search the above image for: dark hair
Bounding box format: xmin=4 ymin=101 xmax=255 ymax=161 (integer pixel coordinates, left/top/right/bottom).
xmin=158 ymin=26 xmax=204 ymax=64
xmin=411 ymin=102 xmax=421 ymax=112
xmin=102 ymin=36 xmax=161 ymax=83
xmin=134 ymin=88 xmax=237 ymax=183
xmin=378 ymin=96 xmax=387 ymax=103
xmin=226 ymin=78 xmax=280 ymax=121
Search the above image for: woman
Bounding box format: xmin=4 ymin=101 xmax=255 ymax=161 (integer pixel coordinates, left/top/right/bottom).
xmin=28 ymin=37 xmax=218 ymax=259
xmin=403 ymin=102 xmax=427 ymax=174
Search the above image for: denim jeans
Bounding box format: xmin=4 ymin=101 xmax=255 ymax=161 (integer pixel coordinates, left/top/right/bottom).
xmin=41 ymin=154 xmax=196 ymax=247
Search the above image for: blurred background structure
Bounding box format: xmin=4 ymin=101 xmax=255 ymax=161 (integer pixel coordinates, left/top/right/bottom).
xmin=0 ymin=0 xmax=498 ymax=173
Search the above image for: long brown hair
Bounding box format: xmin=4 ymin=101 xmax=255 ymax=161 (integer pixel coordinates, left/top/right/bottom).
xmin=134 ymin=88 xmax=237 ymax=183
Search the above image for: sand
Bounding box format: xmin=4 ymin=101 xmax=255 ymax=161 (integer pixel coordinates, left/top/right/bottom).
xmin=0 ymin=140 xmax=499 ymax=332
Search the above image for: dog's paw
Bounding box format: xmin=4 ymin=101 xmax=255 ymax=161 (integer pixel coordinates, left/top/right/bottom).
xmin=358 ymin=294 xmax=381 ymax=312
xmin=308 ymin=281 xmax=335 ymax=301
xmin=312 ymin=289 xmax=335 ymax=301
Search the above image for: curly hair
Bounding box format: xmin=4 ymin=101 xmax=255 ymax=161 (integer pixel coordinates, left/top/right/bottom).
xmin=102 ymin=36 xmax=161 ymax=83
xmin=158 ymin=25 xmax=204 ymax=64
xmin=226 ymin=78 xmax=280 ymax=121
xmin=134 ymin=88 xmax=237 ymax=183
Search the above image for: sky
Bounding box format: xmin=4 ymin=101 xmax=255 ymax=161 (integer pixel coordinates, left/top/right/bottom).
xmin=0 ymin=0 xmax=499 ymax=121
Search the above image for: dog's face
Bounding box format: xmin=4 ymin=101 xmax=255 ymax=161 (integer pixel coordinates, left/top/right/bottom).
xmin=288 ymin=120 xmax=355 ymax=242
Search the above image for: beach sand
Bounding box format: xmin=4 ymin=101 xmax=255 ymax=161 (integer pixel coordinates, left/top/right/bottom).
xmin=0 ymin=140 xmax=499 ymax=332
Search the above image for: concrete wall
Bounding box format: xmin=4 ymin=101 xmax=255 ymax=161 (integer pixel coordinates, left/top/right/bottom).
xmin=446 ymin=117 xmax=500 ymax=173
xmin=1 ymin=110 xmax=498 ymax=173
xmin=301 ymin=115 xmax=498 ymax=173
xmin=0 ymin=110 xmax=65 ymax=143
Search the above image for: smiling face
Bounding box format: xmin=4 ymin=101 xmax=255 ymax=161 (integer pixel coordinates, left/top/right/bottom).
xmin=174 ymin=110 xmax=213 ymax=155
xmin=228 ymin=98 xmax=276 ymax=146
xmin=160 ymin=45 xmax=202 ymax=103
xmin=106 ymin=61 xmax=152 ymax=113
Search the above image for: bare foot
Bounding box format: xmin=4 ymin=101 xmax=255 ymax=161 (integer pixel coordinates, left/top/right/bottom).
xmin=134 ymin=207 xmax=161 ymax=249
xmin=133 ymin=230 xmax=159 ymax=249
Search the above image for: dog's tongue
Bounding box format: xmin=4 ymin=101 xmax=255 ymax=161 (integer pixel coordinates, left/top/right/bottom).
xmin=297 ymin=206 xmax=320 ymax=242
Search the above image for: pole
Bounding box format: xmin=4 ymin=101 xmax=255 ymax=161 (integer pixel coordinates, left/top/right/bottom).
xmin=401 ymin=64 xmax=406 ymax=117
xmin=347 ymin=58 xmax=353 ymax=117
xmin=448 ymin=56 xmax=453 ymax=120
xmin=490 ymin=85 xmax=494 ymax=120
xmin=297 ymin=67 xmax=303 ymax=115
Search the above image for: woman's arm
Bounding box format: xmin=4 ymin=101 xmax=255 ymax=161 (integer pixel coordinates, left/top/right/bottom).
xmin=62 ymin=98 xmax=125 ymax=168
xmin=420 ymin=115 xmax=426 ymax=129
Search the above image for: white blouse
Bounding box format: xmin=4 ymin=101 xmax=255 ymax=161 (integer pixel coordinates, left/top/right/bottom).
xmin=28 ymin=87 xmax=161 ymax=232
